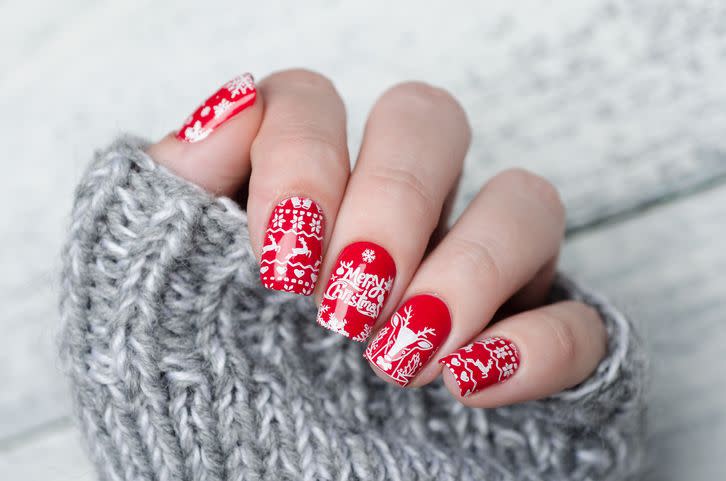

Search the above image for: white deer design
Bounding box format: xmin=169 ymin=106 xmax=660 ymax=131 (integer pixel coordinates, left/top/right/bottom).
xmin=261 ymin=235 xmax=280 ymax=255
xmin=472 ymin=358 xmax=493 ymax=378
xmin=285 ymin=237 xmax=312 ymax=261
xmin=376 ymin=306 xmax=435 ymax=371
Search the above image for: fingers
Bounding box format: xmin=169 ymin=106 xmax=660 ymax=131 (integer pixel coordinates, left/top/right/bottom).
xmin=440 ymin=301 xmax=607 ymax=407
xmin=315 ymin=82 xmax=470 ymax=341
xmin=364 ymin=169 xmax=565 ymax=387
xmin=147 ymin=73 xmax=263 ymax=196
xmin=249 ymin=69 xmax=350 ymax=295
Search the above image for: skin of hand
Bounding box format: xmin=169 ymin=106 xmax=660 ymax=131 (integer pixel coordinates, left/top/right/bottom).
xmin=146 ymin=68 xmax=606 ymax=407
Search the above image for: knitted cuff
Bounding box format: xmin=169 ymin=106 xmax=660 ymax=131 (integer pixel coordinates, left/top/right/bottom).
xmin=60 ymin=136 xmax=646 ymax=481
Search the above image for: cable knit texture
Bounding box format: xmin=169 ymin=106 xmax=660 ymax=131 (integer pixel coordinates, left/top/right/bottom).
xmin=59 ymin=136 xmax=647 ymax=481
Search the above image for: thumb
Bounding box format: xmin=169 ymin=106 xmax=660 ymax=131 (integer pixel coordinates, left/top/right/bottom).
xmin=146 ymin=73 xmax=264 ymax=196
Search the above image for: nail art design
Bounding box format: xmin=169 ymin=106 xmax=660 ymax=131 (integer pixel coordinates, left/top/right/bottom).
xmin=260 ymin=197 xmax=324 ymax=296
xmin=317 ymin=242 xmax=396 ymax=342
xmin=176 ymin=73 xmax=256 ymax=143
xmin=364 ymin=295 xmax=450 ymax=386
xmin=439 ymin=337 xmax=520 ymax=397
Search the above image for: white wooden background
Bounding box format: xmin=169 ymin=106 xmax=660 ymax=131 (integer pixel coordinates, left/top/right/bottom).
xmin=1 ymin=0 xmax=725 ymax=479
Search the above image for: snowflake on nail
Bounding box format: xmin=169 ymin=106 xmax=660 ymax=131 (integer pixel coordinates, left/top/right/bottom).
xmin=213 ymin=98 xmax=233 ymax=118
xmin=272 ymin=212 xmax=286 ymax=229
xmin=361 ymin=249 xmax=376 ymax=263
xmin=309 ymin=217 xmax=322 ymax=235
xmin=225 ymin=74 xmax=254 ymax=98
xmin=200 ymin=106 xmax=211 ymax=117
xmin=291 ymin=213 xmax=306 ymax=231
xmin=183 ymin=120 xmax=211 ymax=142
xmin=501 ymin=363 xmax=517 ymax=378
xmin=492 ymin=346 xmax=511 ymax=359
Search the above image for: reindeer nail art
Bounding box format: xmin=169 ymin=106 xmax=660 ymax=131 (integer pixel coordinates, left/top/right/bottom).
xmin=176 ymin=73 xmax=256 ymax=143
xmin=260 ymin=197 xmax=324 ymax=295
xmin=318 ymin=242 xmax=396 ymax=342
xmin=364 ymin=295 xmax=451 ymax=386
xmin=439 ymin=337 xmax=520 ymax=397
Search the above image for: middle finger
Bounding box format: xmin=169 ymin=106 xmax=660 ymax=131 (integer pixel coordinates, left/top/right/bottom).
xmin=315 ymin=82 xmax=471 ymax=341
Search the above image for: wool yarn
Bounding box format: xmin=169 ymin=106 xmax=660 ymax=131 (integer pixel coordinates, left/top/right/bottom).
xmin=59 ymin=136 xmax=646 ymax=481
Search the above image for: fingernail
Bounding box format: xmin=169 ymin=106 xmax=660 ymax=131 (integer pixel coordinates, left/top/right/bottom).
xmin=364 ymin=295 xmax=451 ymax=386
xmin=439 ymin=337 xmax=520 ymax=397
xmin=176 ymin=73 xmax=257 ymax=143
xmin=317 ymin=242 xmax=396 ymax=341
xmin=259 ymin=196 xmax=324 ymax=296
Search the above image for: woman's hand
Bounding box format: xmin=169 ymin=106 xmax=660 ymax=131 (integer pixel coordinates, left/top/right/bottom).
xmin=146 ymin=69 xmax=607 ymax=407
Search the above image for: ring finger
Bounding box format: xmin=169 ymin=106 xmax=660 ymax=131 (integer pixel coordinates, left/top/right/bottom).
xmin=315 ymin=82 xmax=471 ymax=341
xmin=364 ymin=168 xmax=566 ymax=386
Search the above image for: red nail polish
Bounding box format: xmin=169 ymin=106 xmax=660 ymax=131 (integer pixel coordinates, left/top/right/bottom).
xmin=364 ymin=295 xmax=451 ymax=386
xmin=439 ymin=337 xmax=520 ymax=397
xmin=260 ymin=197 xmax=324 ymax=296
xmin=317 ymin=242 xmax=396 ymax=341
xmin=176 ymin=73 xmax=256 ymax=143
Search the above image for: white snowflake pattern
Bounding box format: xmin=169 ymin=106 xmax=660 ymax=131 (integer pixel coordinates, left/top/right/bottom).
xmin=492 ymin=346 xmax=510 ymax=359
xmin=501 ymin=363 xmax=517 ymax=377
xmin=272 ymin=212 xmax=285 ymax=229
xmin=361 ymin=249 xmax=376 ymax=263
xmin=309 ymin=217 xmax=322 ymax=235
xmin=213 ymin=98 xmax=233 ymax=118
xmin=319 ymin=304 xmax=330 ymax=314
xmin=183 ymin=121 xmax=211 ymax=142
xmin=291 ymin=214 xmax=306 ymax=231
xmin=225 ymin=74 xmax=255 ymax=98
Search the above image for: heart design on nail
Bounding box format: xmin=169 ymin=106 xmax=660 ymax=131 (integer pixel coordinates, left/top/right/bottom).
xmin=460 ymin=372 xmax=470 ymax=382
xmin=276 ymin=266 xmax=286 ymax=275
xmin=294 ymin=269 xmax=305 ymax=278
xmin=260 ymin=266 xmax=269 ymax=274
xmin=310 ymin=273 xmax=317 ymax=283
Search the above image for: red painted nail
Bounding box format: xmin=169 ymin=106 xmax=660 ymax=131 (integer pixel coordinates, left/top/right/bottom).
xmin=317 ymin=242 xmax=396 ymax=342
xmin=364 ymin=295 xmax=451 ymax=386
xmin=439 ymin=337 xmax=520 ymax=397
xmin=176 ymin=73 xmax=257 ymax=143
xmin=259 ymin=197 xmax=324 ymax=296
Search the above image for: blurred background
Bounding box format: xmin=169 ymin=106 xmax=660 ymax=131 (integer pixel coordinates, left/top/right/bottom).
xmin=1 ymin=0 xmax=725 ymax=479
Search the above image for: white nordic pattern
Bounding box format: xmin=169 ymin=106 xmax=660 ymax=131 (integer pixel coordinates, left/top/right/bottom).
xmin=224 ymin=73 xmax=255 ymax=98
xmin=213 ymin=98 xmax=233 ymax=118
xmin=184 ymin=121 xmax=211 ymax=142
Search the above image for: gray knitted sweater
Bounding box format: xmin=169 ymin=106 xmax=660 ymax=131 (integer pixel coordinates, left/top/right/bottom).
xmin=59 ymin=137 xmax=647 ymax=481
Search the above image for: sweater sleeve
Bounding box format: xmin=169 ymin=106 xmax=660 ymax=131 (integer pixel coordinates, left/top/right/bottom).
xmin=59 ymin=136 xmax=646 ymax=481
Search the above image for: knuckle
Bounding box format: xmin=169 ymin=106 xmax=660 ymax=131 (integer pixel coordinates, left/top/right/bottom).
xmin=384 ymin=81 xmax=466 ymax=116
xmin=446 ymin=236 xmax=502 ymax=291
xmin=252 ymin=132 xmax=348 ymax=176
xmin=541 ymin=309 xmax=579 ymax=367
xmin=493 ymin=168 xmax=565 ymax=219
xmin=272 ymin=68 xmax=337 ymax=92
xmin=368 ymin=165 xmax=436 ymax=223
